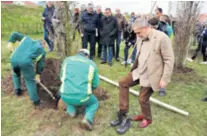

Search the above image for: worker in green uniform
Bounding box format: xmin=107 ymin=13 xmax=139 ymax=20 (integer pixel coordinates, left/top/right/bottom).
xmin=8 ymin=32 xmax=46 ymax=107
xmin=59 ymin=49 xmax=99 ymax=131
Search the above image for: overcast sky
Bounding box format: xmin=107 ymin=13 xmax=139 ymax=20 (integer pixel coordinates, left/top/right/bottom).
xmin=78 ymin=0 xmax=207 ymax=15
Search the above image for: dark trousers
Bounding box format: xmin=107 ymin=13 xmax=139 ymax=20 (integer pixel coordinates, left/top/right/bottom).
xmin=201 ymin=41 xmax=207 ymax=61
xmin=124 ymin=42 xmax=137 ymax=63
xmin=96 ymin=36 xmax=102 ymax=57
xmin=103 ymin=45 xmax=113 ymax=64
xmin=119 ymin=72 xmax=154 ymax=120
xmin=44 ymin=29 xmax=54 ymax=50
xmin=83 ymin=31 xmax=96 ymax=59
xmin=115 ymin=31 xmax=122 ymax=58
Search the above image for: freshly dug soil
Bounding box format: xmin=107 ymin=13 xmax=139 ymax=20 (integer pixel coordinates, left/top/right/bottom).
xmin=2 ymin=58 xmax=109 ymax=109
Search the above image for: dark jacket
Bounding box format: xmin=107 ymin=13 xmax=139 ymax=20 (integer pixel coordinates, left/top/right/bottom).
xmin=115 ymin=14 xmax=127 ymax=32
xmin=157 ymin=21 xmax=168 ymax=35
xmin=97 ymin=12 xmax=104 ymax=33
xmin=99 ymin=16 xmax=117 ymax=46
xmin=81 ymin=11 xmax=99 ymax=33
xmin=123 ymin=25 xmax=137 ymax=44
xmin=42 ymin=6 xmax=55 ymax=30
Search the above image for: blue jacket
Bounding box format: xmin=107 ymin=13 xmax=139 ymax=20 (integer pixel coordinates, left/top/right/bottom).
xmin=81 ymin=11 xmax=99 ymax=33
xmin=42 ymin=6 xmax=55 ymax=29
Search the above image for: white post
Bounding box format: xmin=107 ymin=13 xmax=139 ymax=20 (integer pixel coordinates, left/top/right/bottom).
xmin=99 ymin=75 xmax=189 ymax=116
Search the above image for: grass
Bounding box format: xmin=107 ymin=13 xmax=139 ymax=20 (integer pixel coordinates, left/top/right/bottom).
xmin=1 ymin=4 xmax=207 ymax=136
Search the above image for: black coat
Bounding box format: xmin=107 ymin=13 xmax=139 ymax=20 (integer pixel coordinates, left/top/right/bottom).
xmin=99 ymin=16 xmax=117 ymax=46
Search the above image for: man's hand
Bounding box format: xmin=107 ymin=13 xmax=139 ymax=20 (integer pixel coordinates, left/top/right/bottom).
xmin=95 ymin=29 xmax=98 ymax=37
xmin=159 ymin=80 xmax=167 ymax=88
xmin=81 ymin=33 xmax=84 ymax=37
xmin=35 ymin=74 xmax=41 ymax=83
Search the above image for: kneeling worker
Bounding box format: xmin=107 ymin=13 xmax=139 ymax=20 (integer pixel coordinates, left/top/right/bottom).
xmin=59 ymin=49 xmax=100 ymax=131
xmin=8 ymin=32 xmax=46 ymax=107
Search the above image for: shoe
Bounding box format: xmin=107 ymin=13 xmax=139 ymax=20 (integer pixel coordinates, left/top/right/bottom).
xmin=201 ymin=97 xmax=207 ymax=102
xmin=159 ymin=88 xmax=166 ymax=96
xmin=186 ymin=58 xmax=193 ymax=62
xmin=116 ymin=58 xmax=120 ymax=62
xmin=110 ymin=111 xmax=126 ymax=127
xmin=100 ymin=61 xmax=107 ymax=64
xmin=127 ymin=59 xmax=131 ymax=64
xmin=200 ymin=61 xmax=207 ymax=65
xmin=132 ymin=115 xmax=144 ymax=121
xmin=116 ymin=117 xmax=131 ymax=134
xmin=138 ymin=119 xmax=152 ymax=128
xmin=108 ymin=63 xmax=112 ymax=67
xmin=15 ymin=88 xmax=22 ymax=96
xmin=80 ymin=119 xmax=93 ymax=131
xmin=34 ymin=100 xmax=43 ymax=110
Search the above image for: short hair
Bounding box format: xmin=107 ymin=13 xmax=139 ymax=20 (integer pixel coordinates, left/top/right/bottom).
xmin=96 ymin=5 xmax=102 ymax=9
xmin=132 ymin=17 xmax=149 ymax=29
xmin=105 ymin=8 xmax=111 ymax=12
xmin=160 ymin=15 xmax=171 ymax=24
xmin=157 ymin=8 xmax=163 ymax=13
xmin=77 ymin=49 xmax=90 ymax=56
xmin=148 ymin=17 xmax=159 ymax=26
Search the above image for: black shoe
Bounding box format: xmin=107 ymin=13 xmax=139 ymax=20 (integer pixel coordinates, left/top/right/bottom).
xmin=159 ymin=88 xmax=166 ymax=96
xmin=116 ymin=117 xmax=131 ymax=135
xmin=110 ymin=111 xmax=125 ymax=127
xmin=201 ymin=97 xmax=207 ymax=102
xmin=15 ymin=88 xmax=22 ymax=96
xmin=116 ymin=58 xmax=120 ymax=62
xmin=101 ymin=61 xmax=107 ymax=64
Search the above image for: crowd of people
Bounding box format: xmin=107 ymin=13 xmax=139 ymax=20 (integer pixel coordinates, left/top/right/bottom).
xmin=6 ymin=1 xmax=207 ymax=134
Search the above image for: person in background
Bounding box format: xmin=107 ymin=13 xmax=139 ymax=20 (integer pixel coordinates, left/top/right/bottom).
xmin=114 ymin=8 xmax=127 ymax=62
xmin=59 ymin=49 xmax=99 ymax=131
xmin=110 ymin=17 xmax=174 ymax=134
xmin=7 ymin=32 xmax=46 ymax=108
xmin=79 ymin=4 xmax=87 ymax=48
xmin=122 ymin=23 xmax=137 ymax=66
xmin=187 ymin=21 xmax=207 ymax=64
xmin=42 ymin=1 xmax=55 ymax=52
xmin=96 ymin=5 xmax=104 ymax=59
xmin=99 ymin=8 xmax=118 ymax=66
xmin=155 ymin=7 xmax=163 ymax=19
xmin=81 ymin=3 xmax=99 ymax=60
xmin=129 ymin=12 xmax=137 ymax=25
xmin=72 ymin=7 xmax=80 ymax=40
xmin=160 ymin=15 xmax=174 ymax=40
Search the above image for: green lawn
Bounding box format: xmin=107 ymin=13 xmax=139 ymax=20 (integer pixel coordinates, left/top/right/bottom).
xmin=1 ymin=35 xmax=207 ymax=136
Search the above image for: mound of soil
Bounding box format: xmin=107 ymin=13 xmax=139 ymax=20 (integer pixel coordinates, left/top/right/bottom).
xmin=2 ymin=58 xmax=109 ymax=110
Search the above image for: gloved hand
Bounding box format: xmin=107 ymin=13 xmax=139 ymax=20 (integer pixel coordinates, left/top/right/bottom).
xmin=81 ymin=33 xmax=84 ymax=37
xmin=7 ymin=42 xmax=15 ymax=52
xmin=52 ymin=18 xmax=60 ymax=23
xmin=35 ymin=74 xmax=41 ymax=83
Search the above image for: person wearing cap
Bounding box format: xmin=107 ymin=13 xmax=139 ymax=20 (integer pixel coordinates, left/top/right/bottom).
xmin=81 ymin=3 xmax=99 ymax=60
xmin=110 ymin=17 xmax=174 ymax=134
xmin=42 ymin=1 xmax=55 ymax=52
xmin=7 ymin=32 xmax=46 ymax=108
xmin=59 ymin=49 xmax=100 ymax=131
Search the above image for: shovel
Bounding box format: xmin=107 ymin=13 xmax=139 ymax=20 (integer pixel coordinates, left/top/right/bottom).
xmin=36 ymin=80 xmax=56 ymax=100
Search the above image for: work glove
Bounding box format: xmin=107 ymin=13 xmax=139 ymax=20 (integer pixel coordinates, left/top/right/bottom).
xmin=35 ymin=74 xmax=41 ymax=83
xmin=81 ymin=33 xmax=84 ymax=37
xmin=52 ymin=18 xmax=60 ymax=23
xmin=7 ymin=42 xmax=15 ymax=52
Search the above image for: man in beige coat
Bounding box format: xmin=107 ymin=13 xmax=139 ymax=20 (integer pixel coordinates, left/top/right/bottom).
xmin=110 ymin=17 xmax=174 ymax=134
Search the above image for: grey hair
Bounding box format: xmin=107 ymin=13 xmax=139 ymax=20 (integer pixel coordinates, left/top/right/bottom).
xmin=96 ymin=5 xmax=102 ymax=9
xmin=132 ymin=17 xmax=149 ymax=30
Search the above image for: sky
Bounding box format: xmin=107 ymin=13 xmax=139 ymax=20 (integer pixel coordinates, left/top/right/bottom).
xmin=33 ymin=1 xmax=207 ymax=15
xmin=77 ymin=0 xmax=207 ymax=15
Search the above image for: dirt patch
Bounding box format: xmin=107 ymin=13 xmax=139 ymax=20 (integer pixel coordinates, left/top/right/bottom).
xmin=1 ymin=58 xmax=109 ymax=110
xmin=174 ymin=66 xmax=193 ymax=73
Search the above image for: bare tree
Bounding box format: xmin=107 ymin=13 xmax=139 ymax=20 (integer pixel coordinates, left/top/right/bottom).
xmin=173 ymin=1 xmax=202 ymax=68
